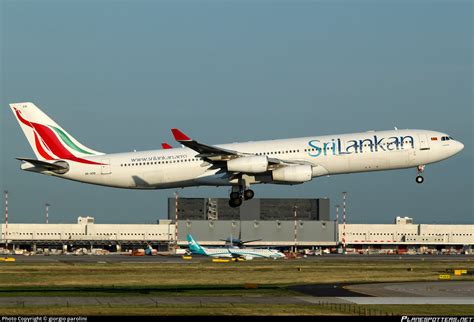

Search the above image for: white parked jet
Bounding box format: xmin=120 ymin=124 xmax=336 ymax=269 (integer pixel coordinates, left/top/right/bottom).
xmin=187 ymin=234 xmax=285 ymax=260
xmin=9 ymin=102 xmax=464 ymax=207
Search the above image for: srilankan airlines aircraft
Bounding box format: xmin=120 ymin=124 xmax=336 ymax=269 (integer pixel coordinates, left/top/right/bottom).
xmin=9 ymin=102 xmax=464 ymax=208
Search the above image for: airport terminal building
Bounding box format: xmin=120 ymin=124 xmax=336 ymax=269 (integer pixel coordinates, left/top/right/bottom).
xmin=0 ymin=198 xmax=472 ymax=254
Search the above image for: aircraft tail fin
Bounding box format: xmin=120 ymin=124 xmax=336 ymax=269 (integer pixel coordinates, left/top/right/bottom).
xmin=161 ymin=142 xmax=173 ymax=149
xmin=187 ymin=234 xmax=206 ymax=255
xmin=9 ymin=102 xmax=104 ymax=160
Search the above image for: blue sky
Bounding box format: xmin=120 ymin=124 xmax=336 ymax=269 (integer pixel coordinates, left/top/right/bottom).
xmin=1 ymin=0 xmax=472 ymax=224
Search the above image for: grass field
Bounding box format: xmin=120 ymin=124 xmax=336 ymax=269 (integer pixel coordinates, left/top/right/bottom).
xmin=0 ymin=258 xmax=472 ymax=288
xmin=0 ymin=258 xmax=472 ymax=315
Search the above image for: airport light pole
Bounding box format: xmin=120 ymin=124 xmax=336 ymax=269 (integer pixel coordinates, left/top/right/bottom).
xmin=342 ymin=192 xmax=347 ymax=254
xmin=335 ymin=204 xmax=340 ymax=246
xmin=293 ymin=205 xmax=298 ymax=254
xmin=45 ymin=203 xmax=50 ymax=224
xmin=4 ymin=190 xmax=8 ymax=249
xmin=174 ymin=191 xmax=179 ymax=250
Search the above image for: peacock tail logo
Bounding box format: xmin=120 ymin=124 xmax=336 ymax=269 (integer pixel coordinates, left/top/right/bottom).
xmin=13 ymin=107 xmax=104 ymax=165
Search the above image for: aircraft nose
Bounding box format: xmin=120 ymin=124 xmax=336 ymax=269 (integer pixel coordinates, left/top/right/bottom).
xmin=454 ymin=141 xmax=464 ymax=154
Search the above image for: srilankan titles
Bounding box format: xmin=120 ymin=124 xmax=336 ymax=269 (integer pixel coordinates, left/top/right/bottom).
xmin=307 ymin=135 xmax=415 ymax=157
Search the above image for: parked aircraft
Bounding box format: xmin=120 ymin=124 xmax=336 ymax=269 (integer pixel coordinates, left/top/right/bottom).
xmin=187 ymin=234 xmax=285 ymax=260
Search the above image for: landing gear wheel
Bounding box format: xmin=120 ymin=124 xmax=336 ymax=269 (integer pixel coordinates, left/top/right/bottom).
xmin=230 ymin=192 xmax=240 ymax=199
xmin=416 ymin=175 xmax=424 ymax=184
xmin=243 ymin=189 xmax=255 ymax=200
xmin=229 ymin=198 xmax=243 ymax=208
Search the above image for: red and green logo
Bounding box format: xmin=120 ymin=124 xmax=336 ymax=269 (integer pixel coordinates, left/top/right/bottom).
xmin=14 ymin=108 xmax=104 ymax=165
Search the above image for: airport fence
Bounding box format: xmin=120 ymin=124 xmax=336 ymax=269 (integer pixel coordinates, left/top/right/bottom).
xmin=318 ymin=301 xmax=394 ymax=316
xmin=5 ymin=299 xmax=394 ymax=316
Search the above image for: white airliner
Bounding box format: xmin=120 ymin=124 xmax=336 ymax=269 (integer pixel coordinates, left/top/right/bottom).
xmin=187 ymin=234 xmax=285 ymax=260
xmin=9 ymin=102 xmax=464 ymax=207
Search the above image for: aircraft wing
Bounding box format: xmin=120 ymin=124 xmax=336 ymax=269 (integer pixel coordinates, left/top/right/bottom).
xmin=171 ymin=128 xmax=242 ymax=160
xmin=171 ymin=128 xmax=312 ymax=167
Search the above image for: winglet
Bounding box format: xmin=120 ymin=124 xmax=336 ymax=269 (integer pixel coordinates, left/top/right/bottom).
xmin=161 ymin=142 xmax=173 ymax=149
xmin=171 ymin=128 xmax=191 ymax=142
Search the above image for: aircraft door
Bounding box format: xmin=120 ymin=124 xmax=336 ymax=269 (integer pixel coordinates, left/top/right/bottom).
xmin=101 ymin=159 xmax=111 ymax=174
xmin=418 ymin=135 xmax=430 ymax=150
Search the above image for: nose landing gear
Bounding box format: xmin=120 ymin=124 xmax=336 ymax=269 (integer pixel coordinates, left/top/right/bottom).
xmin=416 ymin=165 xmax=425 ymax=184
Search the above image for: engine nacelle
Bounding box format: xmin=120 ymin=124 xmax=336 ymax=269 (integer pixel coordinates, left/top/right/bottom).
xmin=272 ymin=165 xmax=313 ymax=183
xmin=227 ymin=156 xmax=268 ymax=173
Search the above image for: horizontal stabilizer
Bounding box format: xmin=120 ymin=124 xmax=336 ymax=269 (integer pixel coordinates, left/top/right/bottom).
xmin=16 ymin=158 xmax=68 ymax=171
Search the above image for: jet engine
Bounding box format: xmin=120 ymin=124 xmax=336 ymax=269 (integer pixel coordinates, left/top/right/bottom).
xmin=227 ymin=155 xmax=268 ymax=173
xmin=272 ymin=165 xmax=312 ymax=183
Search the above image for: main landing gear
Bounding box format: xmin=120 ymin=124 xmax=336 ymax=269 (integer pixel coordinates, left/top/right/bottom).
xmin=416 ymin=165 xmax=425 ymax=184
xmin=229 ymin=185 xmax=255 ymax=208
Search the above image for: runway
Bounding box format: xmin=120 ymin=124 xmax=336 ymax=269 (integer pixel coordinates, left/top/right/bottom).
xmin=293 ymin=281 xmax=474 ymax=305
xmin=346 ymin=281 xmax=474 ymax=297
xmin=6 ymin=253 xmax=473 ymax=263
xmin=0 ymin=295 xmax=471 ymax=307
xmin=0 ymin=282 xmax=472 ymax=306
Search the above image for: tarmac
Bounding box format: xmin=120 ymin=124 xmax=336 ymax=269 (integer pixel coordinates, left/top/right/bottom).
xmin=0 ymin=295 xmax=472 ymax=307
xmin=345 ymin=281 xmax=474 ymax=297
xmin=5 ymin=253 xmax=473 ymax=263
xmin=295 ymin=281 xmax=474 ymax=305
xmin=0 ymin=282 xmax=472 ymax=306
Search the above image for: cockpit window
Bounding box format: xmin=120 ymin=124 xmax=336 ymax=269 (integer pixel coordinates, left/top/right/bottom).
xmin=441 ymin=136 xmax=451 ymax=141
